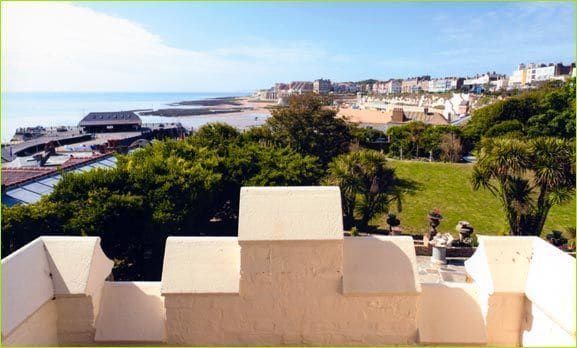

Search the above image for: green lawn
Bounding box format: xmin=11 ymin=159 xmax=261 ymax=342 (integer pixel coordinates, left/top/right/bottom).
xmin=377 ymin=160 xmax=575 ymax=237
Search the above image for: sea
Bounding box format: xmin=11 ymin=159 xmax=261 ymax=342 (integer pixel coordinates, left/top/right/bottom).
xmin=1 ymin=92 xmax=270 ymax=142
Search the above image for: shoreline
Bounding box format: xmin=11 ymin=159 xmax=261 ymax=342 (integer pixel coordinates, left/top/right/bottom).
xmin=140 ymin=97 xmax=275 ymax=118
xmin=2 ymin=94 xmax=276 ymax=143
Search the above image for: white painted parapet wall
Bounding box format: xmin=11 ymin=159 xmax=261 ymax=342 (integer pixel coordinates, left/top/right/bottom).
xmin=465 ymin=235 xmax=576 ymax=347
xmin=2 ymin=186 xmax=576 ymax=347
xmin=161 ymin=187 xmax=422 ymax=345
xmin=2 ymin=237 xmax=113 ymax=346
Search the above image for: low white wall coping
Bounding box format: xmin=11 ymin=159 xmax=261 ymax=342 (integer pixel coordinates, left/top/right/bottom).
xmin=418 ymin=283 xmax=487 ymax=345
xmin=41 ymin=236 xmax=113 ymax=297
xmin=95 ymin=282 xmax=166 ymax=343
xmin=161 ymin=237 xmax=240 ymax=295
xmin=1 ymin=238 xmax=54 ymax=336
xmin=238 ymin=186 xmax=343 ymax=241
xmin=343 ymin=236 xmax=421 ymax=294
xmin=525 ymin=238 xmax=576 ymax=336
xmin=465 ymin=235 xmax=534 ymax=294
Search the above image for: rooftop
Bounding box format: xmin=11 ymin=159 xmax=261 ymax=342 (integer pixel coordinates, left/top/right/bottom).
xmin=79 ymin=111 xmax=142 ymax=127
xmin=1 ymin=154 xmax=117 ymax=205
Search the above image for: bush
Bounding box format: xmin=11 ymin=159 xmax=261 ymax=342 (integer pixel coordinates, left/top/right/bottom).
xmin=2 ymin=123 xmax=323 ymax=280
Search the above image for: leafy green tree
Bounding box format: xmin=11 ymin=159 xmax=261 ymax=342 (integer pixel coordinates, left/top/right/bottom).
xmin=472 ymin=137 xmax=575 ymax=236
xmin=387 ymin=124 xmax=414 ymax=159
xmin=266 ymin=94 xmax=351 ymax=165
xmin=422 ymin=125 xmax=463 ymax=161
xmin=387 ymin=122 xmax=464 ymax=161
xmin=1 ymin=200 xmax=67 ymax=257
xmin=463 ymin=78 xmax=575 ymax=145
xmin=485 ymin=119 xmax=525 ymax=138
xmin=217 ymin=141 xmax=322 ymax=219
xmin=189 ymin=122 xmax=240 ymax=152
xmin=349 ymin=125 xmax=388 ymax=151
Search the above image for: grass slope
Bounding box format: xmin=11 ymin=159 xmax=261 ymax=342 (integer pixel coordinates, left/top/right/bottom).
xmin=380 ymin=160 xmax=575 ymax=237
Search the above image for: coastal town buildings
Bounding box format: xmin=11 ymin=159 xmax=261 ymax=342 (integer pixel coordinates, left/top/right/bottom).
xmin=428 ymin=77 xmax=464 ymax=93
xmin=463 ymin=72 xmax=508 ymax=93
xmin=336 ymin=103 xmax=448 ymax=132
xmin=255 ymin=61 xmax=575 ymax=101
xmin=401 ymin=76 xmax=430 ymax=93
xmin=385 ymin=79 xmax=402 ymax=94
xmin=313 ymin=79 xmax=332 ymax=94
xmin=417 ymin=79 xmax=430 ymax=93
xmin=371 ymin=79 xmax=402 ymax=95
xmin=274 ymin=83 xmax=290 ymax=96
xmin=332 ymin=82 xmax=359 ymax=94
xmin=255 ymin=88 xmax=277 ymax=100
xmin=289 ymin=81 xmax=314 ymax=94
xmin=508 ymin=62 xmax=575 ymax=89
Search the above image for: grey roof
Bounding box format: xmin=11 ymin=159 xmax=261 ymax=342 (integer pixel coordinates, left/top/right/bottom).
xmin=79 ymin=111 xmax=142 ymax=127
xmin=2 ymin=156 xmax=116 ymax=207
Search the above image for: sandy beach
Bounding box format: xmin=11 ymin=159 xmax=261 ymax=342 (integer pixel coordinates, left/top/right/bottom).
xmin=141 ymin=97 xmax=275 ymax=118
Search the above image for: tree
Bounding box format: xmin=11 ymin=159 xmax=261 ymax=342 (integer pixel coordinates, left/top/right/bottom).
xmin=324 ymin=154 xmax=359 ymax=229
xmin=218 ymin=141 xmax=322 ymax=219
xmin=463 ymin=78 xmax=576 ymax=146
xmin=349 ymin=124 xmax=388 ymax=151
xmin=1 ymin=200 xmax=67 ymax=257
xmin=266 ymin=93 xmax=351 ymax=165
xmin=387 ymin=122 xmax=465 ymax=161
xmin=438 ymin=133 xmax=463 ymax=162
xmin=189 ymin=122 xmax=240 ymax=153
xmin=406 ymin=121 xmax=427 ymax=158
xmin=2 ymin=122 xmax=324 ymax=280
xmin=471 ymin=137 xmax=575 ymax=236
xmin=325 ymin=150 xmax=407 ymax=231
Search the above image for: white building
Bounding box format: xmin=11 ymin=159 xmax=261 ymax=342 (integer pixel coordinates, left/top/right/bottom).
xmin=508 ymin=62 xmax=575 ymax=90
xmin=428 ymin=77 xmax=464 ymax=93
xmin=463 ymin=73 xmax=508 ymax=93
xmin=254 ymin=89 xmax=276 ymax=100
xmin=385 ymin=79 xmax=402 ymax=94
xmin=288 ymin=81 xmax=313 ymax=94
xmin=313 ymin=79 xmax=332 ymax=94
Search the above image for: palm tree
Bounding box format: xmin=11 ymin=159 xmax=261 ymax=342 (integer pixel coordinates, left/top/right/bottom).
xmin=325 ymin=150 xmax=404 ymax=231
xmin=324 ymin=154 xmax=359 ymax=229
xmin=472 ymin=137 xmax=575 ymax=236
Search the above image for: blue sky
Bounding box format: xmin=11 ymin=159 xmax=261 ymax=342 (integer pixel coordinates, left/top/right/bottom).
xmin=2 ymin=1 xmax=575 ymax=92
